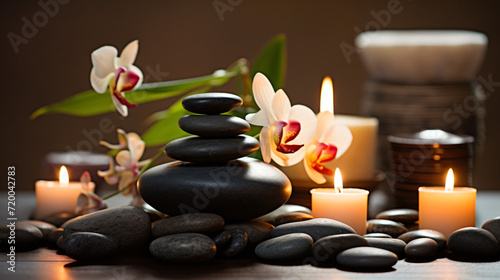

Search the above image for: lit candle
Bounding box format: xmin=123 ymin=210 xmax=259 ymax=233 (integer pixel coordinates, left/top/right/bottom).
xmin=280 ymin=77 xmax=378 ymax=184
xmin=310 ymin=168 xmax=369 ymax=234
xmin=35 ymin=166 xmax=95 ymax=219
xmin=419 ymin=169 xmax=476 ymax=238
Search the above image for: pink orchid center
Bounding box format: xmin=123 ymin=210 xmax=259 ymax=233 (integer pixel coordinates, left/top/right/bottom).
xmin=307 ymin=142 xmax=338 ymax=175
xmin=273 ymin=120 xmax=304 ymax=153
xmin=110 ymin=67 xmax=138 ymax=109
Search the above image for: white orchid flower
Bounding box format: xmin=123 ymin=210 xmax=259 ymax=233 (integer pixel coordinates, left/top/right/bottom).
xmin=90 ymin=40 xmax=143 ymax=117
xmin=246 ymin=73 xmax=317 ymax=166
xmin=304 ymin=111 xmax=353 ymax=184
xmin=98 ymin=129 xmax=150 ymax=195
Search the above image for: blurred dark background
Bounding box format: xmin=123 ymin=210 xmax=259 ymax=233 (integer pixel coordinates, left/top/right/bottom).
xmin=2 ymin=0 xmax=499 ymax=190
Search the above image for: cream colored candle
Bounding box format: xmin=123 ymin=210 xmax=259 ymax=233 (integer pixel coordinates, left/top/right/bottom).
xmin=419 ymin=169 xmax=476 ymax=238
xmin=310 ymin=169 xmax=369 ymax=234
xmin=35 ymin=166 xmax=95 ymax=219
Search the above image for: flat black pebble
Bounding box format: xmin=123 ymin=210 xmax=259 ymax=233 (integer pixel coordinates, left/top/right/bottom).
xmin=0 ymin=223 xmax=43 ymax=251
xmin=447 ymin=227 xmax=500 ymax=257
xmin=18 ymin=220 xmax=56 ymax=240
xmin=224 ymin=221 xmax=274 ymax=246
xmin=64 ymin=232 xmax=119 ymax=261
xmin=164 ymin=135 xmax=260 ymax=162
xmin=366 ymin=219 xmax=408 ymax=237
xmin=213 ymin=230 xmax=231 ymax=249
xmin=366 ymin=237 xmax=406 ymax=259
xmin=482 ymin=217 xmax=500 ymax=242
xmin=152 ymin=213 xmax=224 ymax=238
xmin=375 ymin=209 xmax=419 ymax=224
xmin=255 ymin=233 xmax=313 ymax=261
xmin=178 ymin=115 xmax=250 ymax=137
xmin=405 ymin=238 xmax=438 ymax=260
xmin=222 ymin=228 xmax=248 ymax=257
xmin=182 ymin=93 xmax=243 ymax=114
xmin=363 ymin=233 xmax=392 ymax=238
xmin=310 ymin=234 xmax=369 ymax=265
xmin=274 ymin=212 xmax=313 ymax=226
xmin=271 ymin=218 xmax=356 ymax=242
xmin=149 ymin=233 xmax=217 ymax=263
xmin=398 ymin=229 xmax=447 ymax=250
xmin=41 ymin=212 xmax=78 ymax=227
xmin=336 ymin=247 xmax=398 ymax=270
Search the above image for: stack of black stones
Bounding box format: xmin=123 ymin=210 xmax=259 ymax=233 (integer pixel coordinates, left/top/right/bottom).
xmin=138 ymin=93 xmax=292 ymax=222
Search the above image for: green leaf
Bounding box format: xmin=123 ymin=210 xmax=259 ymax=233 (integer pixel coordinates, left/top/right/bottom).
xmin=141 ymin=86 xmax=212 ymax=147
xmin=141 ymin=98 xmax=191 ymax=147
xmin=30 ymin=70 xmax=236 ymax=119
xmin=250 ymin=34 xmax=287 ymax=90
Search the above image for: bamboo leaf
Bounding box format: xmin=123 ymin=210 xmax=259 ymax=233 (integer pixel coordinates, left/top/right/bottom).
xmin=250 ymin=34 xmax=287 ymax=90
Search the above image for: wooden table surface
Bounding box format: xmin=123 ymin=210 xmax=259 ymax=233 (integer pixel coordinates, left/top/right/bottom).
xmin=1 ymin=191 xmax=500 ymax=279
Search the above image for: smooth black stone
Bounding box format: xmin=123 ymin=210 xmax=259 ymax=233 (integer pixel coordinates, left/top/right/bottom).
xmin=375 ymin=209 xmax=419 ymax=224
xmin=64 ymin=232 xmax=119 ymax=261
xmin=48 ymin=228 xmax=64 ymax=245
xmin=182 ymin=93 xmax=243 ymax=114
xmin=366 ymin=237 xmax=406 ymax=259
xmin=255 ymin=233 xmax=313 ymax=261
xmin=482 ymin=217 xmax=500 ymax=242
xmin=149 ymin=233 xmax=217 ymax=264
xmin=164 ymin=135 xmax=259 ymax=162
xmin=271 ymin=218 xmax=356 ymax=242
xmin=222 ymin=228 xmax=248 ymax=257
xmin=224 ymin=221 xmax=275 ymax=246
xmin=42 ymin=212 xmax=78 ymax=227
xmin=63 ymin=206 xmax=151 ymax=252
xmin=447 ymin=227 xmax=500 ymax=257
xmin=398 ymin=229 xmax=447 ymax=250
xmin=274 ymin=212 xmax=313 ymax=226
xmin=366 ymin=219 xmax=408 ymax=238
xmin=18 ymin=220 xmax=56 ymax=240
xmin=405 ymin=238 xmax=438 ymax=260
xmin=253 ymin=205 xmax=312 ymax=224
xmin=138 ymin=158 xmax=291 ymax=222
xmin=152 ymin=213 xmax=224 ymax=238
xmin=363 ymin=233 xmax=392 ymax=238
xmin=213 ymin=230 xmax=232 ymax=249
xmin=56 ymin=236 xmax=65 ymax=251
xmin=336 ymin=247 xmax=398 ymax=270
xmin=178 ymin=115 xmax=250 ymax=138
xmin=0 ymin=223 xmax=43 ymax=251
xmin=311 ymin=234 xmax=369 ymax=265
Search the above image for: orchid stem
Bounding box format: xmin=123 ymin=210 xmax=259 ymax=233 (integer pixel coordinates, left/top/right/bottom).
xmin=253 ymin=133 xmax=260 ymax=139
xmin=102 ymin=147 xmax=164 ymax=201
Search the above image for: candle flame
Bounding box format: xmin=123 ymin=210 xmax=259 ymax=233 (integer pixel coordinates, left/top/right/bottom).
xmin=334 ymin=168 xmax=343 ymax=193
xmin=445 ymin=168 xmax=454 ymax=191
xmin=320 ymin=76 xmax=334 ymax=114
xmin=59 ymin=166 xmax=69 ymax=186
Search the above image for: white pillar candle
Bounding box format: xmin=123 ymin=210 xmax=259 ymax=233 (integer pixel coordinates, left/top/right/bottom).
xmin=35 ymin=166 xmax=94 ymax=219
xmin=311 ymin=169 xmax=369 ymax=234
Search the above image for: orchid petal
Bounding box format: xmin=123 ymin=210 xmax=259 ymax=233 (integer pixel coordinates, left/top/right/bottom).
xmin=117 ymin=69 xmax=142 ymax=93
xmin=90 ymin=69 xmax=113 ymax=93
xmin=282 ymin=120 xmax=301 ymax=144
xmin=118 ymin=40 xmax=139 ymax=67
xmin=91 ymin=46 xmax=118 ymax=78
xmin=103 ymin=174 xmax=119 ymax=185
xmin=116 ymin=150 xmax=132 ymax=168
xmin=304 ymin=146 xmax=327 ymax=184
xmin=99 ymin=140 xmax=122 ymax=150
xmin=111 ymin=94 xmax=128 ymax=117
xmin=287 ymin=105 xmax=317 ymax=145
xmin=128 ymin=137 xmax=145 ymax=163
xmin=323 ymin=124 xmax=353 ymax=159
xmin=272 ymin=89 xmax=291 ymax=121
xmin=259 ymin=127 xmax=272 ymax=163
xmin=128 ymin=65 xmax=144 ymax=90
xmin=252 ymin=73 xmax=276 ymax=122
xmin=245 ymin=110 xmax=269 ymax=127
xmin=118 ymin=171 xmax=134 ymax=193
